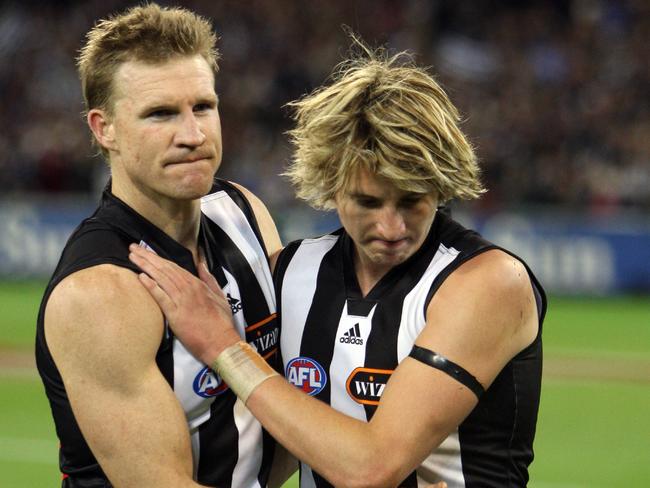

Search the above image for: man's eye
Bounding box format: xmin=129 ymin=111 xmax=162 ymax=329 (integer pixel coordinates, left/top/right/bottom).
xmin=193 ymin=103 xmax=214 ymax=112
xmin=148 ymin=109 xmax=174 ymax=118
xmin=399 ymin=198 xmax=422 ymax=208
xmin=357 ymin=198 xmax=381 ymax=209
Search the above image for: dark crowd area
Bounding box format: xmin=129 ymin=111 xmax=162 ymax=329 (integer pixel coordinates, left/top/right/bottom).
xmin=1 ymin=0 xmax=648 ymax=215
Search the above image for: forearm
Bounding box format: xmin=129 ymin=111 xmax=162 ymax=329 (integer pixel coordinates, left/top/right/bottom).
xmin=246 ymin=376 xmax=403 ymax=488
xmin=210 ymin=343 xmax=388 ymax=484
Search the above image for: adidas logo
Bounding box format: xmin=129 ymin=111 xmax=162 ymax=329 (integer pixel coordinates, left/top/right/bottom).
xmin=339 ymin=323 xmax=363 ymax=345
xmin=227 ymin=293 xmax=243 ymax=314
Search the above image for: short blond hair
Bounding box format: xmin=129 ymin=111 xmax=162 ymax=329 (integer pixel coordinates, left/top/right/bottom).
xmin=285 ymin=42 xmax=484 ymax=209
xmin=78 ymin=3 xmax=219 ymax=115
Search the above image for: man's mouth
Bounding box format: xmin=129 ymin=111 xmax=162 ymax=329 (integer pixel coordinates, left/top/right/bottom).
xmin=370 ymin=238 xmax=409 ymax=249
xmin=164 ymin=156 xmax=211 ymax=167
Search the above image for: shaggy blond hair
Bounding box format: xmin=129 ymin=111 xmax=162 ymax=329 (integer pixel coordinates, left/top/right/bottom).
xmin=78 ymin=3 xmax=219 ymax=116
xmin=285 ymin=42 xmax=484 ymax=208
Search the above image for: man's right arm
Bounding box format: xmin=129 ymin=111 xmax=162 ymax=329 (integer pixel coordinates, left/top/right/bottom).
xmin=44 ymin=264 xmax=207 ymax=488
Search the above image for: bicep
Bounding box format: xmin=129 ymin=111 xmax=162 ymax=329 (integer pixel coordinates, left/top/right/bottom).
xmin=367 ymin=354 xmax=478 ymax=475
xmin=45 ymin=266 xmax=198 ymax=488
xmin=419 ymin=250 xmax=539 ymax=388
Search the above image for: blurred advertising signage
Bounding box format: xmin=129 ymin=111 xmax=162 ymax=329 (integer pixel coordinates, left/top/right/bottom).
xmin=1 ymin=200 xmax=649 ymax=294
xmin=0 ymin=199 xmax=94 ymax=278
xmin=467 ymin=213 xmax=650 ymax=295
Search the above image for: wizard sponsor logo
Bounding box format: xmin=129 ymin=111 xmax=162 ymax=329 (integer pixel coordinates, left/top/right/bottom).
xmin=346 ymin=367 xmax=393 ymax=405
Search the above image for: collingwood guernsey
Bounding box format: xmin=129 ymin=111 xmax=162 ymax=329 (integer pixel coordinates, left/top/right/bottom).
xmin=36 ymin=179 xmax=278 ymax=487
xmin=275 ymin=211 xmax=545 ymax=488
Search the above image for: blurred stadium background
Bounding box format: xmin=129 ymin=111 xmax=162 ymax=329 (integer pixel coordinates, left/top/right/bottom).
xmin=0 ymin=0 xmax=648 ymax=486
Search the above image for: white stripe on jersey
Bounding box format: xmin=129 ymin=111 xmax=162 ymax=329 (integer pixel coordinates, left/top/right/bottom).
xmin=173 ymin=338 xmax=215 ymax=430
xmin=280 ymin=235 xmax=339 ymax=363
xmin=397 ymin=244 xmax=461 ymax=361
xmin=223 ymin=267 xmax=248 ymax=337
xmin=299 ymin=464 xmax=318 ymax=488
xmin=396 ymin=243 xmax=466 ymax=487
xmin=329 ymin=302 xmax=377 ymax=421
xmin=201 ymin=190 xmax=275 ymax=311
xmin=190 ymin=428 xmax=201 ymax=479
xmin=417 ymin=433 xmax=465 ymax=488
xmin=232 ymin=398 xmax=264 ymax=488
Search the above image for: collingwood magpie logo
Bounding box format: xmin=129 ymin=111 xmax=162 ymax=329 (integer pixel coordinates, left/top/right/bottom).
xmin=339 ymin=323 xmax=363 ymax=345
xmin=227 ymin=293 xmax=242 ymax=314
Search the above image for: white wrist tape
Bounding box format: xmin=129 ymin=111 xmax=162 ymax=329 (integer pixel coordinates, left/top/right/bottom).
xmin=211 ymin=341 xmax=278 ymax=403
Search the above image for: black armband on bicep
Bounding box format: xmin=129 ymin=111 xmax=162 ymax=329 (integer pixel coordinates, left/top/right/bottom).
xmin=409 ymin=345 xmax=485 ymax=399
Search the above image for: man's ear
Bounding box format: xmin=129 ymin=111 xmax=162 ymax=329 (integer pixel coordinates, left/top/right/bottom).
xmin=87 ymin=109 xmax=117 ymax=152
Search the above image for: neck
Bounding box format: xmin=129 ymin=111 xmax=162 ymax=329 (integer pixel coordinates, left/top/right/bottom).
xmin=353 ymin=253 xmax=392 ymax=298
xmin=111 ymin=179 xmax=202 ymax=254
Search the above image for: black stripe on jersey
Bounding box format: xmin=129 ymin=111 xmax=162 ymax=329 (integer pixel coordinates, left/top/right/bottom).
xmin=273 ymin=241 xmax=301 ymax=367
xmin=62 ymin=473 xmax=113 ymax=487
xmin=197 ymin=394 xmax=238 ymax=486
xmin=296 ymin=242 xmax=346 ymax=407
xmin=258 ymin=427 xmax=276 ymax=487
xmin=400 ymin=471 xmax=419 ymax=487
xmin=346 ymin=298 xmax=376 ymax=316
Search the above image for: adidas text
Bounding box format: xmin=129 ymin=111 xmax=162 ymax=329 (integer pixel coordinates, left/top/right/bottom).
xmin=339 ymin=336 xmax=363 ymax=345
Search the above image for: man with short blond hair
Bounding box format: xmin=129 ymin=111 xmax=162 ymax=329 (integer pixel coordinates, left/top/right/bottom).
xmin=36 ymin=4 xmax=281 ymax=487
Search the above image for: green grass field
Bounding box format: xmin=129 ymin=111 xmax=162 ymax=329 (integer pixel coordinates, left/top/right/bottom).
xmin=1 ymin=281 xmax=648 ymax=487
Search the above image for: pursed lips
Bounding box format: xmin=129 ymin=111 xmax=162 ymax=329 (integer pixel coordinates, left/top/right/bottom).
xmin=369 ymin=237 xmax=409 ymax=249
xmin=164 ymin=155 xmax=212 ymax=167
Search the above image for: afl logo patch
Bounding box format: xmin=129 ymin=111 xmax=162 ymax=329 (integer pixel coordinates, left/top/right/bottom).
xmin=286 ymin=357 xmax=327 ymax=396
xmin=346 ymin=367 xmax=393 ymax=405
xmin=193 ymin=366 xmax=229 ymax=398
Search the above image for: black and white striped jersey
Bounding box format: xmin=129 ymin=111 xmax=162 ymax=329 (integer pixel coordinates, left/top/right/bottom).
xmin=35 ymin=179 xmax=278 ymax=488
xmin=274 ymin=211 xmax=545 ymax=488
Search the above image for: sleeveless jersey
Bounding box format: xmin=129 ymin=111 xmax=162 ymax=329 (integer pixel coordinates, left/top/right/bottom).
xmin=274 ymin=211 xmax=545 ymax=488
xmin=35 ymin=179 xmax=278 ymax=488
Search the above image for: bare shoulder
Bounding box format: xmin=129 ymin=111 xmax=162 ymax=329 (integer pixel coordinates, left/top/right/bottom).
xmin=436 ymin=249 xmax=534 ymax=315
xmin=45 ymin=264 xmax=165 ymax=382
xmin=454 ymin=249 xmax=533 ymax=298
xmin=422 ymin=249 xmax=538 ymax=384
xmin=230 ymin=181 xmax=264 ymax=208
xmin=229 ymin=181 xmax=283 ymax=258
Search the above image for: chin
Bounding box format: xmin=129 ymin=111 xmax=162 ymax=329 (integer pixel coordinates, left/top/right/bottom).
xmin=174 ymin=174 xmax=215 ymax=199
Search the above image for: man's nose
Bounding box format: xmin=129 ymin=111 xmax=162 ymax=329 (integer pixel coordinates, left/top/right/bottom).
xmin=175 ymin=113 xmax=206 ymax=147
xmin=376 ymin=207 xmax=406 ymax=239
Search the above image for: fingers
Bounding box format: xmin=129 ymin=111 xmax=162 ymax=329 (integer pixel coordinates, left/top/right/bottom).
xmin=128 ymin=244 xmax=186 ymax=296
xmin=198 ymin=261 xmax=225 ymax=298
xmin=138 ymin=272 xmax=176 ymax=314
